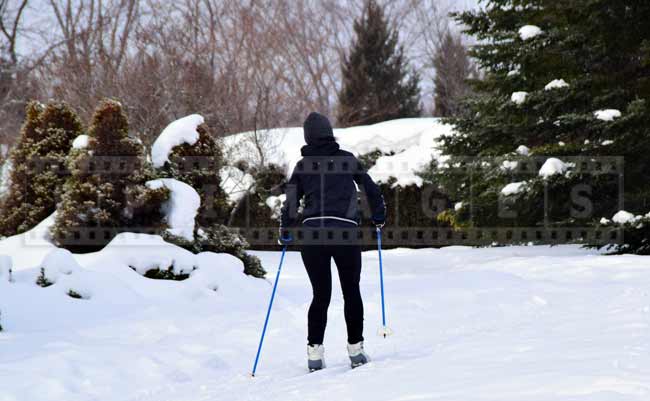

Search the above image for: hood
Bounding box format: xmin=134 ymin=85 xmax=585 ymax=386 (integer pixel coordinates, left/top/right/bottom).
xmin=303 ymin=112 xmax=334 ymax=145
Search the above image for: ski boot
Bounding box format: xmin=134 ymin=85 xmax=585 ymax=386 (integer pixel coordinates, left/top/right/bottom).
xmin=347 ymin=341 xmax=370 ymax=368
xmin=307 ymin=344 xmax=325 ymax=372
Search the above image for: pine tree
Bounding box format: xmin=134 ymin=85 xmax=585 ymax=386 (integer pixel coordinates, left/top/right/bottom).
xmin=0 ymin=101 xmax=83 ymax=236
xmin=51 ymin=99 xmax=168 ymax=251
xmin=433 ymin=30 xmax=475 ymax=117
xmin=424 ymin=0 xmax=650 ymax=252
xmin=337 ymin=0 xmax=421 ymax=127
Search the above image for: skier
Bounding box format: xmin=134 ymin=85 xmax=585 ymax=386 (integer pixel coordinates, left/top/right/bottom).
xmin=279 ymin=112 xmax=386 ymax=372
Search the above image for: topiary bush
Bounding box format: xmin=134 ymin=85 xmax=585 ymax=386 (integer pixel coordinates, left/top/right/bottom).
xmin=153 ymin=117 xmax=267 ymax=277
xmin=51 ymin=99 xmax=168 ymax=252
xmin=0 ymin=101 xmax=83 ymax=236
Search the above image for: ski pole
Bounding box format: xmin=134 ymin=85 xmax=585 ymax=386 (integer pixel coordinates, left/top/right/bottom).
xmin=251 ymin=241 xmax=289 ymax=377
xmin=376 ymin=226 xmax=392 ymax=338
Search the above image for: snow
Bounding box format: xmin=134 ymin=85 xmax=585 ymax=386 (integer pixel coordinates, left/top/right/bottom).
xmin=0 ymin=254 xmax=11 ymax=282
xmin=146 ymin=178 xmax=200 ymax=241
xmin=454 ymin=201 xmax=464 ymax=211
xmin=501 ymin=181 xmax=526 ymax=195
xmin=511 ymin=91 xmax=528 ymax=105
xmin=501 ymin=160 xmax=518 ymax=171
xmin=224 ymin=118 xmax=454 ymax=187
xmin=518 ymin=25 xmax=543 ymax=40
xmin=151 ymin=114 xmax=204 ymax=168
xmin=601 ymin=139 xmax=614 ymax=146
xmin=265 ymin=194 xmax=286 ymax=220
xmin=544 ymin=79 xmax=569 ymax=90
xmin=516 ymin=145 xmax=530 ymax=155
xmin=539 ymin=157 xmax=569 ymax=178
xmin=611 ymin=210 xmax=639 ymax=225
xmin=594 ymin=109 xmax=622 ymax=121
xmin=220 ymin=166 xmax=255 ymax=204
xmin=4 ymin=242 xmax=650 ymax=400
xmin=39 ymin=248 xmax=82 ymax=284
xmin=72 ymin=134 xmax=89 ymax=149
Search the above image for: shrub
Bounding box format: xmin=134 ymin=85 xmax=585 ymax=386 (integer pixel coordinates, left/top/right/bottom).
xmin=0 ymin=101 xmax=83 ymax=236
xmin=51 ymin=99 xmax=168 ymax=251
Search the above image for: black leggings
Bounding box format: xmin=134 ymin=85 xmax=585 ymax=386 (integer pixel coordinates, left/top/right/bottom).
xmin=301 ymin=244 xmax=364 ymax=345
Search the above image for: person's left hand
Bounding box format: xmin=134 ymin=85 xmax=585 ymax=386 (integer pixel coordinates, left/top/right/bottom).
xmin=277 ymin=228 xmax=293 ymax=246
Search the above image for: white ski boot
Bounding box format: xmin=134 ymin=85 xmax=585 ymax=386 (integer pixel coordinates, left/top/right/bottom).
xmin=347 ymin=341 xmax=370 ymax=368
xmin=307 ymin=344 xmax=325 ymax=372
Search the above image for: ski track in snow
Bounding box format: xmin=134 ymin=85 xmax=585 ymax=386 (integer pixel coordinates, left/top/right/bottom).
xmin=3 ymin=245 xmax=650 ymax=400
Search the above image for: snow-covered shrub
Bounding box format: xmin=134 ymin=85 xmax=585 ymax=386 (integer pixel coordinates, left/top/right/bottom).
xmin=51 ymin=99 xmax=168 ymax=251
xmin=166 ymin=224 xmax=265 ymax=278
xmin=153 ymin=116 xmax=229 ymax=226
xmin=152 ymin=115 xmax=266 ymax=277
xmin=598 ymin=211 xmax=650 ymax=255
xmin=0 ymin=101 xmax=83 ymax=236
xmin=36 ymin=248 xmax=81 ymax=287
xmin=67 ymin=289 xmax=84 ymax=299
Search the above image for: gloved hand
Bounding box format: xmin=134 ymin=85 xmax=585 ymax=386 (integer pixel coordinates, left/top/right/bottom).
xmin=277 ymin=228 xmax=293 ymax=246
xmin=373 ymin=220 xmax=385 ymax=230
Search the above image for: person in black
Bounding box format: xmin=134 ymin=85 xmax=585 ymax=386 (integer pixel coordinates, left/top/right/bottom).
xmin=280 ymin=112 xmax=386 ymax=371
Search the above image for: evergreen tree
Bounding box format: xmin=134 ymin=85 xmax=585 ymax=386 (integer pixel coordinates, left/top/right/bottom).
xmin=433 ymin=30 xmax=475 ymax=117
xmin=52 ymin=99 xmax=168 ymax=251
xmin=337 ymin=0 xmax=421 ymax=127
xmin=0 ymin=101 xmax=83 ymax=236
xmin=424 ymin=0 xmax=650 ymax=252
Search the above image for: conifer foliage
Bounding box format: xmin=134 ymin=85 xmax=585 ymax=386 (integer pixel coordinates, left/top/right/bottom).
xmin=337 ymin=0 xmax=421 ymax=127
xmin=51 ymin=99 xmax=168 ymax=251
xmin=0 ymin=101 xmax=83 ymax=236
xmin=426 ymin=0 xmax=650 ymax=252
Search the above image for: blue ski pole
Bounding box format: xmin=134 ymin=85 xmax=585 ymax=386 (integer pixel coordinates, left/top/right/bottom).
xmin=251 ymin=241 xmax=289 ymax=377
xmin=376 ymin=227 xmax=393 ymax=338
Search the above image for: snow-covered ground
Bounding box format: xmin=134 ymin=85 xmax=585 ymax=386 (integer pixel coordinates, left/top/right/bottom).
xmin=3 ymin=240 xmax=650 ymax=401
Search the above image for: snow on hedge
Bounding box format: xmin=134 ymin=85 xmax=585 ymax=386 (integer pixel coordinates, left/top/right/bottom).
xmin=539 ymin=157 xmax=569 ymax=178
xmin=511 ymin=91 xmax=528 ymax=105
xmin=151 ymin=114 xmax=204 ymax=168
xmin=223 ymin=118 xmax=454 ymax=187
xmin=519 ymin=25 xmax=542 ymax=40
xmin=611 ymin=210 xmax=639 ymax=225
xmin=39 ymin=248 xmax=82 ymax=284
xmin=501 ymin=160 xmax=518 ymax=171
xmin=146 ymin=178 xmax=200 ymax=241
xmin=265 ymin=194 xmax=286 ymax=220
xmin=0 ymin=213 xmax=56 ymax=269
xmin=516 ymin=145 xmax=530 ymax=156
xmin=594 ymin=109 xmax=621 ymax=121
xmin=72 ymin=134 xmax=89 ymax=149
xmin=501 ymin=182 xmax=526 ymax=196
xmin=544 ymin=79 xmax=569 ymax=90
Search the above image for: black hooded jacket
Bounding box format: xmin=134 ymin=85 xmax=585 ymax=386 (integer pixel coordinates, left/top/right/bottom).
xmin=280 ymin=112 xmax=386 ymax=228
